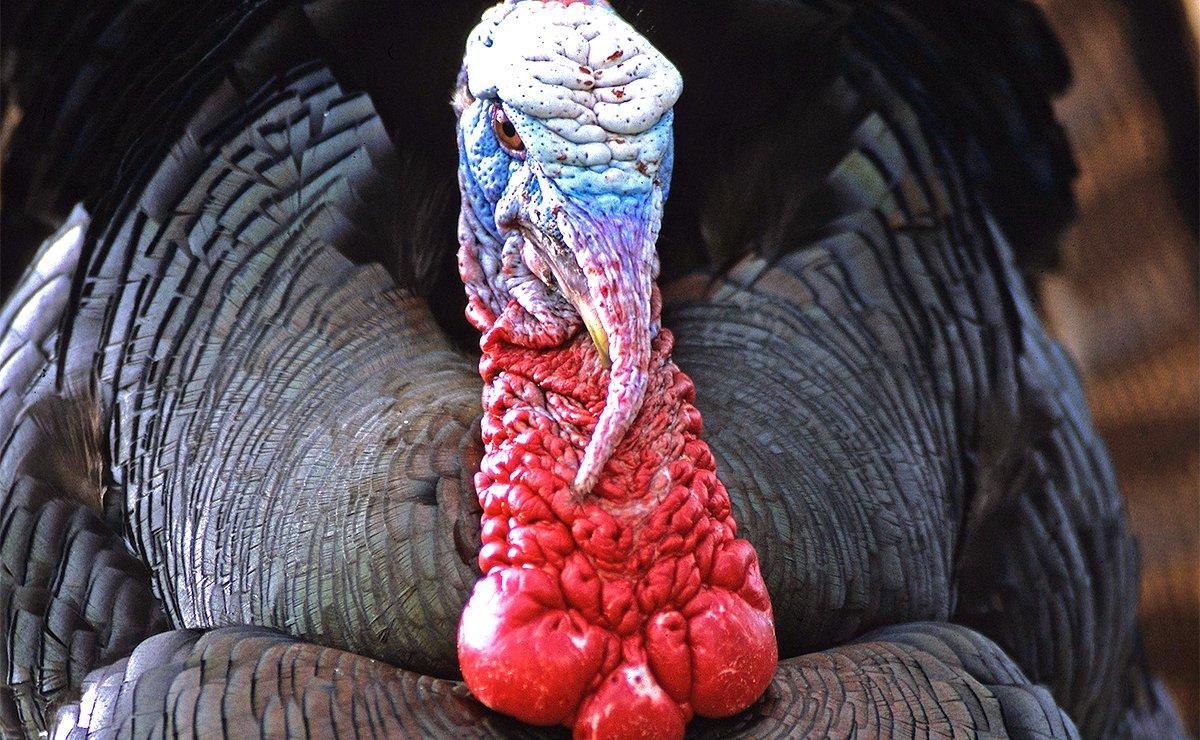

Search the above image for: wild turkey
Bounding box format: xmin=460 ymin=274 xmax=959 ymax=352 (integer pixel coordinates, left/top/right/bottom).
xmin=0 ymin=0 xmax=1188 ymax=737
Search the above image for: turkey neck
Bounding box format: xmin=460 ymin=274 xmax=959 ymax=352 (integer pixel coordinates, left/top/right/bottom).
xmin=457 ymin=293 xmax=778 ymax=739
xmin=478 ymin=314 xmax=692 ymax=513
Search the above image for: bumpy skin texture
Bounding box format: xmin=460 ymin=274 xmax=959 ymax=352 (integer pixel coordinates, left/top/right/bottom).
xmin=460 ymin=325 xmax=776 ymax=734
xmin=453 ymin=4 xmax=776 ymax=734
xmin=455 ymin=0 xmax=680 ymax=496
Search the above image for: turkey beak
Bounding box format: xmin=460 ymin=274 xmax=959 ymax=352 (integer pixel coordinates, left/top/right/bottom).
xmin=524 ymin=226 xmax=613 ymax=368
xmin=533 ymin=204 xmax=656 ymax=497
xmin=578 ymin=301 xmax=611 ymax=368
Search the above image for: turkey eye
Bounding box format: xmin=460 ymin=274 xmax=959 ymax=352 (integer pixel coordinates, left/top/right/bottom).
xmin=492 ymin=107 xmax=524 ymax=152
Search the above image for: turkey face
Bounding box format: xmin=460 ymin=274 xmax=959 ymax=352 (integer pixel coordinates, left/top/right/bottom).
xmin=454 ymin=0 xmax=681 ymax=495
xmin=453 ymin=3 xmax=776 ymax=738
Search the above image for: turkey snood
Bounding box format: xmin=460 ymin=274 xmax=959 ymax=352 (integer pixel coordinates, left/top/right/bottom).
xmin=453 ymin=2 xmax=777 ymax=737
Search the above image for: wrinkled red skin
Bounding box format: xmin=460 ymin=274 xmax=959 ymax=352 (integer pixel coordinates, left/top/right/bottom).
xmin=458 ymin=311 xmax=778 ymax=739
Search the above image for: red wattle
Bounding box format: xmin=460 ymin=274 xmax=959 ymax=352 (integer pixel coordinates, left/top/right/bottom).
xmin=458 ymin=319 xmax=777 ymax=739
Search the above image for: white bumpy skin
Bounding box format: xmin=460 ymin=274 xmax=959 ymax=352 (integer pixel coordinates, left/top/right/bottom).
xmin=455 ymin=0 xmax=684 ymax=495
xmin=464 ymin=0 xmax=681 ymax=193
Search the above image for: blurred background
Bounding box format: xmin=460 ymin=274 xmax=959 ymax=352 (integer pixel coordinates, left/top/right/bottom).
xmin=1032 ymin=0 xmax=1198 ymax=732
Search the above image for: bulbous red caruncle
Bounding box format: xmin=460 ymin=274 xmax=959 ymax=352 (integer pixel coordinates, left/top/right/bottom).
xmin=458 ymin=326 xmax=777 ymax=739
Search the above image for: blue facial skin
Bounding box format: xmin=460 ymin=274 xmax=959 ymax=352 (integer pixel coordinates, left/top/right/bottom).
xmin=458 ymin=101 xmax=517 ymax=247
xmin=456 ymin=91 xmax=674 ymax=495
xmin=458 ymin=98 xmax=673 ymax=241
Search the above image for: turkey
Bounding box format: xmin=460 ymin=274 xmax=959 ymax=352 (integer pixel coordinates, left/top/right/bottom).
xmin=0 ymin=0 xmax=1187 ymax=737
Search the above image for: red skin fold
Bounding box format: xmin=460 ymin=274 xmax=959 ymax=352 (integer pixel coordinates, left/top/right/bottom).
xmin=458 ymin=318 xmax=778 ymax=739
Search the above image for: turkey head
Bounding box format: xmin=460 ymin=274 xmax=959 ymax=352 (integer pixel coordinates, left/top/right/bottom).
xmin=452 ymin=1 xmax=778 ymax=737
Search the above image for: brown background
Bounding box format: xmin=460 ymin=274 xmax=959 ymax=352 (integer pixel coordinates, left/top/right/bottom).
xmin=1034 ymin=0 xmax=1198 ymax=732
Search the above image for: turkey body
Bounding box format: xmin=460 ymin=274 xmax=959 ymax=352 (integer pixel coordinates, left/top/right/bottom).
xmin=0 ymin=0 xmax=1186 ymax=737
